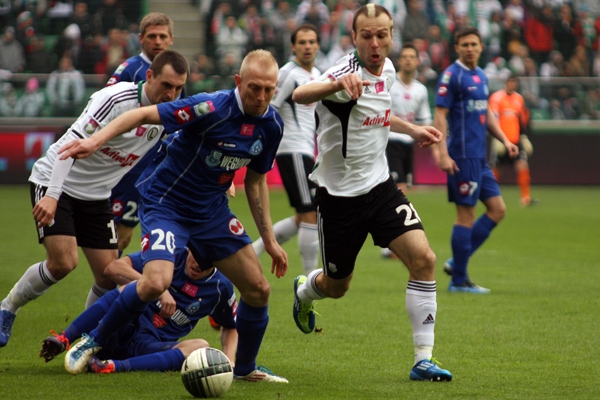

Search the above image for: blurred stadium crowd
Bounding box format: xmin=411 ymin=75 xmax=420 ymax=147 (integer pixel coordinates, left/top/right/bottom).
xmin=1 ymin=0 xmax=599 ymax=119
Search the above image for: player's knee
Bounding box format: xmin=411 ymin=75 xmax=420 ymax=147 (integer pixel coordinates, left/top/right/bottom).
xmin=240 ymin=279 xmax=271 ymax=307
xmin=118 ymin=235 xmax=132 ymax=252
xmin=489 ymin=204 xmax=506 ymax=222
xmin=137 ymin=277 xmax=171 ymax=301
xmin=46 ymin=252 xmax=79 ymax=279
xmin=177 ymin=339 xmax=210 ymax=358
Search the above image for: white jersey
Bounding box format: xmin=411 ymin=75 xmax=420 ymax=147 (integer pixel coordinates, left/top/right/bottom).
xmin=309 ymin=52 xmax=395 ymax=197
xmin=388 ymin=76 xmax=431 ymax=144
xmin=272 ymin=61 xmax=320 ymax=156
xmin=29 ymin=81 xmax=164 ymax=201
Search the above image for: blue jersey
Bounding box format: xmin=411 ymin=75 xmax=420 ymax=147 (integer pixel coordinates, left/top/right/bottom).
xmin=137 ymin=88 xmax=284 ymax=217
xmin=435 ymin=61 xmax=490 ymax=159
xmin=107 ymin=53 xmax=152 ymax=87
xmin=129 ymin=250 xmax=237 ymax=341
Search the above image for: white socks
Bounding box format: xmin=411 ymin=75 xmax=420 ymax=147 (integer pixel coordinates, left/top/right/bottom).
xmin=1 ymin=261 xmax=58 ymax=314
xmin=252 ymin=216 xmax=298 ymax=256
xmin=85 ymin=283 xmax=112 ymax=308
xmin=298 ymin=222 xmax=319 ymax=275
xmin=297 ymin=269 xmax=326 ymax=303
xmin=406 ymin=280 xmax=437 ymax=365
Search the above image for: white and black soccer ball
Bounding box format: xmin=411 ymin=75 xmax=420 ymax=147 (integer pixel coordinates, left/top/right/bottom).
xmin=181 ymin=347 xmax=233 ymax=398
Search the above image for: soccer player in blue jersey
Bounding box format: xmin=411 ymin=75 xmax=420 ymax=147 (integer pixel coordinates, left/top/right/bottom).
xmin=58 ymin=50 xmax=289 ymax=383
xmin=40 ymin=248 xmax=238 ymax=374
xmin=107 ymin=13 xmax=176 ymax=255
xmin=433 ymin=27 xmax=519 ymax=294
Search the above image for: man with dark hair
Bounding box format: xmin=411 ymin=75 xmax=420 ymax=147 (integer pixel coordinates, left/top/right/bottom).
xmin=0 ymin=50 xmax=189 ymax=348
xmin=252 ymin=23 xmax=321 ymax=275
xmin=291 ymin=4 xmax=452 ymax=382
xmin=433 ymin=27 xmax=518 ymax=293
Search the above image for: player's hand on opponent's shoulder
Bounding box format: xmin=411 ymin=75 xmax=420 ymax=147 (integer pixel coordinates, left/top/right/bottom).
xmin=338 ymin=73 xmax=370 ymax=100
xmin=58 ymin=137 xmax=102 ymax=160
xmin=264 ymin=242 xmax=288 ymax=278
xmin=33 ymin=196 xmax=58 ymax=228
xmin=158 ymin=291 xmax=176 ymax=319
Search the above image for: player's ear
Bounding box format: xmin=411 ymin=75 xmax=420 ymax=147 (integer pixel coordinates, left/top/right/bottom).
xmin=146 ymin=68 xmax=153 ymax=82
xmin=234 ymin=74 xmax=241 ymax=88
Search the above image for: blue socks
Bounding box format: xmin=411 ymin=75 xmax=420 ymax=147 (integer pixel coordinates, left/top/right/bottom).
xmin=64 ymin=289 xmax=120 ymax=343
xmin=451 ymin=214 xmax=497 ymax=285
xmin=91 ymin=282 xmax=148 ymax=346
xmin=115 ymin=348 xmax=186 ymax=372
xmin=233 ymin=299 xmax=268 ymax=377
xmin=470 ymin=214 xmax=497 ymax=254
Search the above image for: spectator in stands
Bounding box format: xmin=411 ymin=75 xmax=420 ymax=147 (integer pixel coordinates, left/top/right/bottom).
xmin=188 ymin=53 xmax=216 ymax=94
xmin=46 ymin=55 xmax=85 ymax=117
xmin=295 ymin=0 xmax=329 ymax=31
xmin=554 ymin=4 xmax=579 ymax=62
xmin=580 ymin=88 xmax=600 ymax=119
xmin=426 ymin=24 xmax=451 ymax=75
xmin=593 ymin=51 xmax=600 ymax=76
xmin=501 ymin=11 xmax=523 ymax=60
xmin=402 ymin=0 xmax=430 ymax=42
xmin=15 ymin=77 xmax=45 ymax=118
xmin=540 ymin=50 xmax=565 ymax=77
xmin=0 ymin=26 xmax=26 ymax=72
xmin=79 ymin=33 xmax=105 ymax=74
xmin=26 ymin=35 xmax=55 ymax=73
xmin=524 ymin=4 xmax=554 ymax=66
xmin=216 ymin=52 xmax=239 ymax=90
xmin=100 ymin=27 xmax=129 ymax=81
xmin=0 ymin=82 xmax=19 ymax=117
xmin=53 ymin=23 xmax=82 ymax=69
xmin=484 ymin=56 xmax=512 ymax=92
xmin=566 ymin=45 xmax=591 ymax=77
xmin=575 ymin=5 xmax=600 ymax=72
xmin=0 ymin=1 xmax=12 ymax=28
xmin=413 ymin=37 xmax=437 ymax=85
xmin=46 ymin=0 xmax=74 ymax=35
xmin=504 ymin=0 xmax=525 ymax=26
xmin=325 ymin=34 xmax=354 ymax=70
xmin=508 ymin=43 xmax=528 ymax=76
xmin=93 ymin=0 xmax=127 ymax=35
xmin=266 ymin=0 xmax=295 ymax=64
xmin=15 ymin=10 xmax=36 ymax=48
xmin=215 ymin=15 xmax=247 ymax=66
xmin=240 ymin=4 xmax=276 ymax=54
xmin=69 ymin=2 xmax=94 ymax=40
xmin=206 ymin=1 xmax=232 ymax=61
xmin=520 ymin=57 xmax=550 ymax=110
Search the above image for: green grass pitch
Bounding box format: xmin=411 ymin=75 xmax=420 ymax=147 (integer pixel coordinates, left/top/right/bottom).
xmin=1 ymin=184 xmax=599 ymax=399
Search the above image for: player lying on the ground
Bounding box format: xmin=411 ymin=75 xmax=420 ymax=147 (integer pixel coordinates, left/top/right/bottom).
xmin=40 ymin=248 xmax=237 ymax=374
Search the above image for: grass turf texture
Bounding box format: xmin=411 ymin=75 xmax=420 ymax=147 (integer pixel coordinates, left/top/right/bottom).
xmin=1 ymin=184 xmax=599 ymax=399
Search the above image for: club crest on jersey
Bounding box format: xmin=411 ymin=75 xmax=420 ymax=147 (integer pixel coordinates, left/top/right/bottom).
xmin=249 ymin=139 xmax=263 ymax=155
xmin=438 ymin=85 xmax=448 ymax=96
xmin=240 ymin=124 xmax=255 ymax=136
xmin=174 ymin=106 xmax=193 ymax=124
xmin=99 ymin=147 xmax=140 ymax=167
xmin=186 ymin=301 xmax=201 ymax=314
xmin=229 ymin=218 xmax=245 ymax=236
xmin=459 ymin=182 xmax=472 ymax=196
xmin=147 ymin=127 xmax=159 ymax=141
xmin=141 ymin=234 xmax=150 ymax=252
xmin=152 ymin=314 xmax=167 ymax=328
xmin=206 ymin=150 xmax=222 ymax=167
xmin=361 ymin=109 xmax=391 ymax=129
xmin=182 ymin=282 xmax=199 ymax=298
xmin=112 ymin=199 xmax=124 ymax=216
xmin=84 ymin=119 xmax=99 ymax=134
xmin=193 ymin=100 xmax=215 ymax=116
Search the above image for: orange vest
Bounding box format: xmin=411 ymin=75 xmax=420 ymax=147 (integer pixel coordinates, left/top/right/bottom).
xmin=489 ymin=90 xmax=527 ymax=144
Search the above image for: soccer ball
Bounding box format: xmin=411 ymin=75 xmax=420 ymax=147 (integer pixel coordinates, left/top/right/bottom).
xmin=181 ymin=347 xmax=233 ymax=398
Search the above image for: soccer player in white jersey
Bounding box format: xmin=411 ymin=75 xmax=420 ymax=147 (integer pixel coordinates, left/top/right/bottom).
xmin=0 ymin=51 xmax=188 ymax=348
xmin=291 ymin=4 xmax=453 ymax=382
xmin=252 ymin=24 xmax=321 ymax=275
xmin=381 ymin=42 xmax=432 ymax=259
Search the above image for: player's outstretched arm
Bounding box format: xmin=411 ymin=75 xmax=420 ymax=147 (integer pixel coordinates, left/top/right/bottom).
xmin=390 ymin=115 xmax=441 ymax=147
xmin=58 ymin=106 xmax=161 ymax=160
xmin=292 ymin=73 xmax=369 ymax=104
xmin=244 ymin=168 xmax=288 ymax=278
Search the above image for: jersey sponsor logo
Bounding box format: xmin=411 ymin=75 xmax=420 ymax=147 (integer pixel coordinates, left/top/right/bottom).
xmin=229 ymin=218 xmax=245 ymax=236
xmin=374 ymin=81 xmax=385 ymax=93
xmin=442 ymin=71 xmax=452 ymax=84
xmin=170 ymin=309 xmax=191 ymax=326
xmin=193 ymin=100 xmax=215 ymax=116
xmin=472 ymin=75 xmax=481 ymax=84
xmin=206 ymin=150 xmax=222 ymax=167
xmin=141 ymin=234 xmax=150 ymax=252
xmin=240 ymin=124 xmax=255 ymax=136
xmin=115 ymin=62 xmax=128 ymax=74
xmin=404 ymin=93 xmax=411 ymax=100
xmin=112 ymin=199 xmax=124 ymax=217
xmin=174 ymin=106 xmax=193 ymax=124
xmin=182 ymin=282 xmax=199 ymax=297
xmin=438 ymin=85 xmax=448 ymax=96
xmin=147 ymin=127 xmax=159 ymax=141
xmin=249 ymin=139 xmax=263 ymax=155
xmin=186 ymin=301 xmax=201 ymax=315
xmin=218 ymin=141 xmax=236 ymax=148
xmin=220 ymin=155 xmax=251 ymax=171
xmin=84 ymin=119 xmax=99 ymax=134
xmin=467 ymin=99 xmax=488 ymax=112
xmin=135 ymin=126 xmax=147 ymax=137
xmin=364 ymin=85 xmax=371 ymax=93
xmin=99 ymin=147 xmax=141 ymax=167
xmin=361 ymin=109 xmax=391 ymax=128
xmin=152 ymin=313 xmax=167 ymax=328
xmin=218 ymin=172 xmax=234 ymax=185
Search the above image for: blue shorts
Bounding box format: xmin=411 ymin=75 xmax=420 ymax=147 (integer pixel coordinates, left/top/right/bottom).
xmin=110 ymin=171 xmax=141 ymax=228
xmin=138 ymin=198 xmax=252 ymax=266
xmin=447 ymin=157 xmax=501 ymax=206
